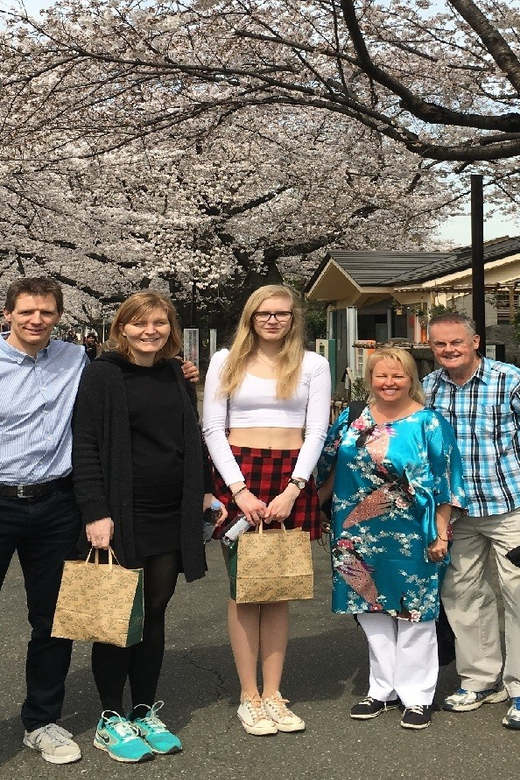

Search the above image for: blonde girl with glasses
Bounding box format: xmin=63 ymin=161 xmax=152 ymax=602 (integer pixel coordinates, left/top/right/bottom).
xmin=203 ymin=284 xmax=331 ymax=736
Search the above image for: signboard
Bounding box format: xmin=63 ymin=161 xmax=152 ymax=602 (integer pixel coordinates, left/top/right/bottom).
xmin=209 ymin=328 xmax=217 ymax=360
xmin=183 ymin=328 xmax=200 ymax=367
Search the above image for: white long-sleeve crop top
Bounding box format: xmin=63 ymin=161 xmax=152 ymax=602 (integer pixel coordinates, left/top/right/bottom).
xmin=202 ymin=348 xmax=331 ymax=486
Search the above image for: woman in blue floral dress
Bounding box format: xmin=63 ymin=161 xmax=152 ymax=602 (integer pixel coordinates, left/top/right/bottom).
xmin=317 ymin=348 xmax=465 ymax=730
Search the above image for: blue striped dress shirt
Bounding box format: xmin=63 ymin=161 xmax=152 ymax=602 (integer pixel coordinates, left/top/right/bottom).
xmin=0 ymin=337 xmax=89 ymax=485
xmin=423 ymin=357 xmax=520 ymax=517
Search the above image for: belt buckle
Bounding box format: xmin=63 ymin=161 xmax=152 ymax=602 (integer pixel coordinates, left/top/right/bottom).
xmin=17 ymin=485 xmax=30 ymax=499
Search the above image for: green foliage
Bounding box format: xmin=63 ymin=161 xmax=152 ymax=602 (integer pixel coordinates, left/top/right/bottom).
xmin=514 ymin=309 xmax=520 ymax=344
xmin=406 ymin=302 xmax=457 ymax=325
xmin=429 ymin=303 xmax=456 ymax=318
xmin=351 ymin=376 xmax=369 ymax=401
xmin=304 ymin=299 xmax=327 ymax=341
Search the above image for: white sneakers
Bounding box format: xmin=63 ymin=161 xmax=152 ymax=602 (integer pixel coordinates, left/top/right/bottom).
xmin=237 ymin=695 xmax=278 ymax=735
xmin=23 ymin=723 xmax=82 ymax=764
xmin=263 ymin=691 xmax=306 ymax=733
xmin=237 ymin=692 xmax=305 ymax=735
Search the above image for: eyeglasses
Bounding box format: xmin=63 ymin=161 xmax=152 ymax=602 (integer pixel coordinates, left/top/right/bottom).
xmin=252 ymin=311 xmax=293 ymax=323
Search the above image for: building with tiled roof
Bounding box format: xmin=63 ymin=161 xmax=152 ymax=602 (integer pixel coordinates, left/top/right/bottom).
xmin=305 ymin=237 xmax=520 ymax=394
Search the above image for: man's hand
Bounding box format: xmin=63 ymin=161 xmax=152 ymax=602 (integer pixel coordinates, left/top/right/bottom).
xmin=178 ymin=357 xmax=199 ymax=383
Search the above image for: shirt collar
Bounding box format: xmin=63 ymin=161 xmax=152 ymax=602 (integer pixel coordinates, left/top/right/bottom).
xmin=0 ymin=335 xmax=51 ymax=364
xmin=440 ymin=356 xmax=489 ymax=387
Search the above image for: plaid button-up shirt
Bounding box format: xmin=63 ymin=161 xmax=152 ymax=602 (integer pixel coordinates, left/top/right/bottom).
xmin=423 ymin=357 xmax=520 ymax=517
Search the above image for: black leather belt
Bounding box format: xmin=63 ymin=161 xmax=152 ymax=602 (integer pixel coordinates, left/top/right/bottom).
xmin=0 ymin=476 xmax=73 ymax=500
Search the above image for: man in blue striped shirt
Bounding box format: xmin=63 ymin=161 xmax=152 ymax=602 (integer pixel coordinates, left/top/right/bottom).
xmin=424 ymin=311 xmax=520 ymax=731
xmin=0 ymin=277 xmax=88 ymax=763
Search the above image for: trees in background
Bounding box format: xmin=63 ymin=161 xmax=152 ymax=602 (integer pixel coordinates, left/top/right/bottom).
xmin=1 ymin=0 xmax=518 ymax=321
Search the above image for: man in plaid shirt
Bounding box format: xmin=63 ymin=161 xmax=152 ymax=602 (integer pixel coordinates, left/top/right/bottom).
xmin=423 ymin=311 xmax=520 ymax=730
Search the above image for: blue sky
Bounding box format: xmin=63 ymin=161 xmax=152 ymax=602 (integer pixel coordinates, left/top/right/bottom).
xmin=3 ymin=0 xmax=519 ymax=247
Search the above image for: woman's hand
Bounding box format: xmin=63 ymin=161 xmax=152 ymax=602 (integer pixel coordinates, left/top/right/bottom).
xmin=320 ymin=510 xmax=331 ymax=535
xmin=86 ymin=517 xmax=114 ymax=549
xmin=264 ymin=484 xmax=299 ymax=523
xmin=427 ymin=536 xmax=449 ymax=562
xmin=428 ymin=503 xmax=451 ymax=562
xmin=203 ymin=493 xmax=228 ymax=527
xmin=233 ymin=489 xmax=266 ymax=525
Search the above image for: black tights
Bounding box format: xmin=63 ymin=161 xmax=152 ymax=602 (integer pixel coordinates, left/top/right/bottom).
xmin=92 ymin=551 xmax=182 ymax=714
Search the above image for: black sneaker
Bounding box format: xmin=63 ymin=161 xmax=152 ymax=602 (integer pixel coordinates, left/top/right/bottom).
xmin=350 ymin=696 xmax=400 ymax=720
xmin=400 ymin=705 xmax=432 ymax=730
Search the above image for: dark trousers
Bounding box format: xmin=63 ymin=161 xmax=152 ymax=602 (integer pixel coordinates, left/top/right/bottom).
xmin=0 ymin=489 xmax=81 ymax=731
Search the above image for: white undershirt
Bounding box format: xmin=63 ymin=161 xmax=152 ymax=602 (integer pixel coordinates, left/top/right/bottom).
xmin=202 ymin=349 xmax=331 ymax=485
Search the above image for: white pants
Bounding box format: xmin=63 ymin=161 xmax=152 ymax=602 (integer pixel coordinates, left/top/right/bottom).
xmin=357 ymin=613 xmax=439 ymax=707
xmin=442 ymin=508 xmax=520 ymax=697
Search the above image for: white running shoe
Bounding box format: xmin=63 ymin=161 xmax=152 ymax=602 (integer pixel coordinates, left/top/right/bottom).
xmin=23 ymin=723 xmax=82 ymax=764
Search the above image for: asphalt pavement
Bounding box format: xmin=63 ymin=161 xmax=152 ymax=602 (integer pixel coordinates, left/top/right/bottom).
xmin=0 ymin=541 xmax=517 ymax=780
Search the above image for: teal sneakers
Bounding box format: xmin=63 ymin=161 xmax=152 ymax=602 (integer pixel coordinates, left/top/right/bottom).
xmin=131 ymin=701 xmax=182 ymax=754
xmin=94 ymin=711 xmax=154 ymax=763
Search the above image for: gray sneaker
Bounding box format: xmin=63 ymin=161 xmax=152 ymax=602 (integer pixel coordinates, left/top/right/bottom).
xmin=23 ymin=723 xmax=82 ymax=764
xmin=443 ymin=685 xmax=508 ymax=712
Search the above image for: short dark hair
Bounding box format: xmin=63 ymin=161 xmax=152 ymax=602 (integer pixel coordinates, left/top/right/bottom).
xmin=428 ymin=311 xmax=476 ymax=337
xmin=4 ymin=277 xmax=64 ymax=314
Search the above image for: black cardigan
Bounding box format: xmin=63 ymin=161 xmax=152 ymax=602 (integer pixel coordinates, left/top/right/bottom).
xmin=72 ymin=353 xmax=208 ymax=581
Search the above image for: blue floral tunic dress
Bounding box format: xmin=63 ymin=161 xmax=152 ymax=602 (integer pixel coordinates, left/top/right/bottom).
xmin=317 ymin=406 xmax=466 ymax=622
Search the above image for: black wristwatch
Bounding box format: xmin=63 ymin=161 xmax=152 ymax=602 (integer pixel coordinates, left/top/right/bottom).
xmin=288 ymin=478 xmax=307 ymax=490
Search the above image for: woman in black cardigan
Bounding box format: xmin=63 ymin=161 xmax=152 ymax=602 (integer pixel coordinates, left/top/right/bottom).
xmin=72 ymin=291 xmax=225 ymax=764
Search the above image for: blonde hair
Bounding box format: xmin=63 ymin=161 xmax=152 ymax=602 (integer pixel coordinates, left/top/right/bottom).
xmin=365 ymin=348 xmax=425 ymax=405
xmin=219 ymin=285 xmax=305 ymax=399
xmin=108 ymin=291 xmax=182 ymax=364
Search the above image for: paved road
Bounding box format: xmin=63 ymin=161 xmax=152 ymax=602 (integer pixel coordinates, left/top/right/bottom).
xmin=0 ymin=542 xmax=517 ymax=780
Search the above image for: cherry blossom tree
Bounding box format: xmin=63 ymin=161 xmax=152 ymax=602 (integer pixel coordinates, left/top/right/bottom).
xmin=2 ymin=0 xmax=517 ymax=321
xmin=2 ymin=1 xmax=519 ymax=162
xmin=0 ymin=100 xmax=454 ymax=323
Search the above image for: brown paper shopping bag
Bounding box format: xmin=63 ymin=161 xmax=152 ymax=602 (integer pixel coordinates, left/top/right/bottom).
xmin=230 ymin=522 xmax=313 ymax=604
xmin=52 ymin=547 xmax=144 ymax=647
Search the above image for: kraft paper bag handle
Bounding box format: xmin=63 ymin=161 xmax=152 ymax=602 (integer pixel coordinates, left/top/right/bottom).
xmin=85 ymin=546 xmax=121 ymax=569
xmin=257 ymin=520 xmax=287 ymax=535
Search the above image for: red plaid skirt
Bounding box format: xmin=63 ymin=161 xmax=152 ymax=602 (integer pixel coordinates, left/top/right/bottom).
xmin=212 ymin=445 xmax=321 ymax=541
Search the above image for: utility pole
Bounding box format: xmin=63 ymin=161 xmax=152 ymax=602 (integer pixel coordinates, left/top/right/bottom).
xmin=471 ymin=174 xmax=486 ymax=354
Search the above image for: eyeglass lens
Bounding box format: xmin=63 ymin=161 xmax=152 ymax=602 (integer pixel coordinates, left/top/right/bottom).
xmin=254 ymin=311 xmax=292 ymax=322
